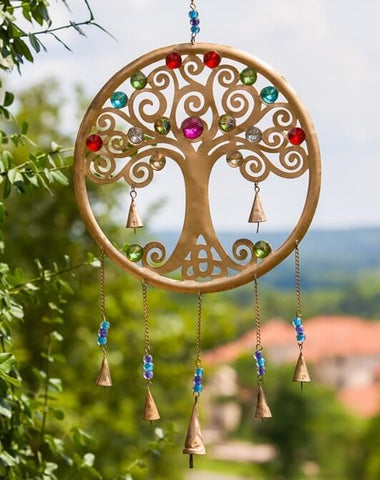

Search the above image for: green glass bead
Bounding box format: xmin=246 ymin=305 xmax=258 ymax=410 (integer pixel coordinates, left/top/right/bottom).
xmin=126 ymin=244 xmax=144 ymax=262
xmin=219 ymin=114 xmax=236 ymax=132
xmin=130 ymin=71 xmax=147 ymax=90
xmin=154 ymin=117 xmax=171 ymax=135
xmin=226 ymin=151 xmax=243 ymax=168
xmin=240 ymin=67 xmax=257 ymax=86
xmin=253 ymin=240 xmax=272 ymax=259
xmin=150 ymin=152 xmax=166 ymax=171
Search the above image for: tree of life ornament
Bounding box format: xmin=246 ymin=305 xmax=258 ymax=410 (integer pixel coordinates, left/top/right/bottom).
xmin=73 ymin=43 xmax=321 ymax=294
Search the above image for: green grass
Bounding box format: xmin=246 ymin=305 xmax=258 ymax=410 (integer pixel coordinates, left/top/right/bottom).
xmin=192 ymin=456 xmax=266 ymax=478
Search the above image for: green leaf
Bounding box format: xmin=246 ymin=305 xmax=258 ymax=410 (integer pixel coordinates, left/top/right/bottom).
xmin=0 ymin=372 xmax=21 ymax=388
xmin=48 ymin=378 xmax=62 ymax=392
xmin=83 ymin=453 xmax=95 ymax=467
xmin=50 ymin=169 xmax=69 ymax=185
xmin=0 ymin=403 xmax=12 ymax=419
xmin=52 ymin=408 xmax=64 ymax=420
xmin=7 ymin=168 xmax=23 ymax=184
xmin=50 ymin=331 xmax=63 ymax=342
xmin=0 ymin=353 xmax=15 ymax=374
xmin=0 ymin=451 xmax=16 ymax=467
xmin=3 ymin=91 xmax=14 ymax=107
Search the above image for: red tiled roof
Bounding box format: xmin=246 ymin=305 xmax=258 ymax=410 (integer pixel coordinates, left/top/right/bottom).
xmin=339 ymin=384 xmax=380 ymax=417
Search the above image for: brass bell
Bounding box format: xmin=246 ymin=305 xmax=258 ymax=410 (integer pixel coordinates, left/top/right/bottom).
xmin=248 ymin=185 xmax=267 ymax=233
xmin=96 ymin=355 xmax=112 ymax=387
xmin=126 ymin=198 xmax=144 ymax=232
xmin=254 ymin=384 xmax=272 ymax=419
xmin=183 ymin=397 xmax=206 ymax=468
xmin=293 ymin=351 xmax=311 ymax=384
xmin=142 ymin=387 xmax=160 ymax=422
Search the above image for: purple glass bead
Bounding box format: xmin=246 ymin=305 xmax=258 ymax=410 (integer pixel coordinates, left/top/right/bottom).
xmin=190 ymin=18 xmax=200 ymax=26
xmin=255 ymin=350 xmax=262 ymax=360
xmin=181 ymin=117 xmax=204 ymax=139
xmin=258 ymin=366 xmax=266 ymax=376
xmin=194 ymin=376 xmax=202 ymax=385
xmin=144 ymin=354 xmax=153 ymax=363
xmin=295 ymin=326 xmax=304 ymax=334
xmin=99 ymin=328 xmax=107 ymax=337
xmin=144 ymin=370 xmax=153 ymax=380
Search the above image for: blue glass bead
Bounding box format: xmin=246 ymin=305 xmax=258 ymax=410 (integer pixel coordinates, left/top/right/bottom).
xmin=195 ymin=367 xmax=204 ymax=377
xmin=297 ymin=334 xmax=306 ymax=342
xmin=295 ymin=326 xmax=304 ymax=334
xmin=189 ymin=10 xmax=199 ymax=19
xmin=101 ymin=321 xmax=110 ymax=330
xmin=191 ymin=25 xmax=200 ymax=34
xmin=144 ymin=370 xmax=153 ymax=380
xmin=258 ymin=366 xmax=266 ymax=376
xmin=292 ymin=317 xmax=302 ymax=328
xmin=254 ymin=350 xmax=262 ymax=360
xmin=144 ymin=362 xmax=154 ymax=371
xmin=144 ymin=354 xmax=153 ymax=363
xmin=260 ymin=86 xmax=279 ymax=104
xmin=97 ymin=336 xmax=107 ymax=346
xmin=190 ymin=18 xmax=200 ymax=26
xmin=99 ymin=328 xmax=107 ymax=337
xmin=194 ymin=376 xmax=202 ymax=385
xmin=193 ymin=384 xmax=203 ymax=393
xmin=257 ymin=358 xmax=266 ymax=367
xmin=110 ymin=91 xmax=128 ymax=109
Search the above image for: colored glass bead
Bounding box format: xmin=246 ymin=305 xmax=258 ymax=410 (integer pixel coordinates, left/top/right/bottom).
xmin=86 ymin=134 xmax=103 ymax=152
xmin=154 ymin=117 xmax=171 ymax=135
xmin=240 ymin=67 xmax=257 ymax=86
xmin=255 ymin=350 xmax=262 ymax=360
xmin=191 ymin=25 xmax=200 ymax=34
xmin=181 ymin=117 xmax=204 ymax=139
xmin=245 ymin=126 xmax=262 ymax=143
xmin=130 ymin=71 xmax=147 ymax=90
xmin=144 ymin=370 xmax=153 ymax=380
xmin=99 ymin=328 xmax=107 ymax=337
xmin=288 ymin=127 xmax=306 ymax=145
xmin=260 ymin=86 xmax=279 ymax=104
xmin=297 ymin=334 xmax=306 ymax=342
xmin=253 ymin=240 xmax=272 ymax=259
xmin=144 ymin=362 xmax=154 ymax=371
xmin=189 ymin=10 xmax=199 ymax=19
xmin=128 ymin=127 xmax=144 ymax=145
xmin=190 ymin=18 xmax=200 ymax=26
xmin=194 ymin=376 xmax=202 ymax=385
xmin=144 ymin=354 xmax=153 ymax=363
xmin=196 ymin=367 xmax=204 ymax=377
xmin=293 ymin=317 xmax=302 ymax=327
xmin=296 ymin=326 xmax=304 ymax=334
xmin=150 ymin=152 xmax=166 ymax=171
xmin=166 ymin=52 xmax=182 ymax=69
xmin=97 ymin=336 xmax=107 ymax=346
xmin=227 ymin=151 xmax=243 ymax=168
xmin=204 ymin=51 xmax=221 ymax=69
xmin=101 ymin=321 xmax=110 ymax=330
xmin=126 ymin=244 xmax=144 ymax=262
xmin=193 ymin=384 xmax=203 ymax=394
xmin=257 ymin=358 xmax=266 ymax=367
xmin=258 ymin=366 xmax=266 ymax=376
xmin=110 ymin=91 xmax=128 ymax=109
xmin=219 ymin=114 xmax=236 ymax=133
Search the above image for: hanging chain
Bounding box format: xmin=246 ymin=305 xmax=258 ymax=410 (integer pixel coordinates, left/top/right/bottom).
xmin=100 ymin=248 xmax=106 ymax=320
xmin=295 ymin=241 xmax=303 ymax=318
xmin=188 ymin=0 xmax=200 ymax=44
xmin=130 ymin=185 xmax=137 ymax=200
xmin=195 ymin=291 xmax=202 ymax=367
xmin=254 ymin=277 xmax=262 ymax=351
xmin=142 ymin=282 xmax=150 ymax=355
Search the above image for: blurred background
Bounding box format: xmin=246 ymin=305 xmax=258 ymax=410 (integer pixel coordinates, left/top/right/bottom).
xmin=1 ymin=1 xmax=380 ymax=479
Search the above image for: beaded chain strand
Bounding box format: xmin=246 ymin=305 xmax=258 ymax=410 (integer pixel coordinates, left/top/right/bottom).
xmin=188 ymin=1 xmax=200 ymax=44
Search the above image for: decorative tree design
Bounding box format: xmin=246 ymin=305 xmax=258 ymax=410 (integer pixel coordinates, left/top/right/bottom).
xmin=74 ymin=43 xmax=320 ymax=293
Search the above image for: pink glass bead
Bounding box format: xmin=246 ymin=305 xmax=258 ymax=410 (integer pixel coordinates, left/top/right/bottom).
xmin=181 ymin=117 xmax=204 ymax=139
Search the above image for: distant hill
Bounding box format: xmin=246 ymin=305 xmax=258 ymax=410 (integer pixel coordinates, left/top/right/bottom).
xmin=149 ymin=228 xmax=380 ymax=290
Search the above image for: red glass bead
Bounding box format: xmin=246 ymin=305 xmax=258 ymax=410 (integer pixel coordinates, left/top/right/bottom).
xmin=86 ymin=134 xmax=103 ymax=152
xmin=204 ymin=51 xmax=221 ymax=69
xmin=288 ymin=127 xmax=306 ymax=145
xmin=166 ymin=52 xmax=182 ymax=69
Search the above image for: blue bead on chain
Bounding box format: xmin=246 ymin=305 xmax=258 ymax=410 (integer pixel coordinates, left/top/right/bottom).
xmin=97 ymin=318 xmax=110 ymax=347
xmin=143 ymin=353 xmax=154 ymax=381
xmin=193 ymin=365 xmax=204 ymax=394
xmin=254 ymin=349 xmax=266 ymax=377
xmin=293 ymin=316 xmax=306 ymax=343
xmin=188 ymin=1 xmax=200 ymax=43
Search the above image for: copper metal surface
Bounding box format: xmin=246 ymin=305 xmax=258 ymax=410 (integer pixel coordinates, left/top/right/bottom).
xmin=293 ymin=351 xmax=311 ymax=383
xmin=126 ymin=198 xmax=144 ymax=230
xmin=96 ymin=356 xmax=112 ymax=387
xmin=183 ymin=397 xmax=206 ymax=456
xmin=255 ymin=384 xmax=272 ymax=418
xmin=142 ymin=387 xmax=160 ymax=421
xmin=74 ymin=43 xmax=321 ymax=293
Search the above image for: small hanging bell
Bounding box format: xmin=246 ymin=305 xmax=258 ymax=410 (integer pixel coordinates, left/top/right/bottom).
xmin=126 ymin=188 xmax=144 ymax=232
xmin=254 ymin=384 xmax=272 ymax=419
xmin=293 ymin=351 xmax=311 ymax=384
xmin=143 ymin=387 xmax=160 ymax=422
xmin=96 ymin=355 xmax=112 ymax=387
xmin=183 ymin=397 xmax=206 ymax=468
xmin=248 ymin=184 xmax=267 ymax=233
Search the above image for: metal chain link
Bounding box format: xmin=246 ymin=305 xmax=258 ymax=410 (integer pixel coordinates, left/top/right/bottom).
xmin=100 ymin=248 xmax=106 ymax=320
xmin=295 ymin=241 xmax=303 ymax=317
xmin=195 ymin=291 xmax=202 ymax=367
xmin=189 ymin=0 xmax=198 ymax=44
xmin=254 ymin=277 xmax=262 ymax=351
xmin=142 ymin=282 xmax=150 ymax=355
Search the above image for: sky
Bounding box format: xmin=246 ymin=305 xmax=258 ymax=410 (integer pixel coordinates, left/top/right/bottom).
xmin=7 ymin=0 xmax=380 ymax=232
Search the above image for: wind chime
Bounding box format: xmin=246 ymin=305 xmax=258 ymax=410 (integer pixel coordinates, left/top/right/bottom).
xmin=74 ymin=0 xmax=320 ymax=468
